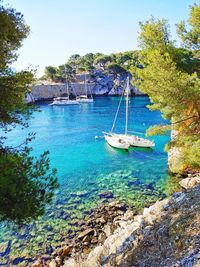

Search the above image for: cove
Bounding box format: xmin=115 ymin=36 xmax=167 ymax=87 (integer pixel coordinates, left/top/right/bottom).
xmin=0 ymin=96 xmax=180 ymax=265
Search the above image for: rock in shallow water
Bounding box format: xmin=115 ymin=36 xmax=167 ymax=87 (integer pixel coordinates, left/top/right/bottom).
xmin=98 ymin=191 xmax=113 ymax=199
xmin=77 ymin=228 xmax=94 ymax=240
xmin=70 ymin=191 xmax=89 ymax=197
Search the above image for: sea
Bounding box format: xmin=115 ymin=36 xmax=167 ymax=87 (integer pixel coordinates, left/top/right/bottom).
xmin=0 ymin=96 xmax=180 ymax=266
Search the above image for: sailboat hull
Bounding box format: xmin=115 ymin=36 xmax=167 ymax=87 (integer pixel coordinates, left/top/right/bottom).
xmin=50 ymin=100 xmax=79 ymax=105
xmin=77 ymin=98 xmax=94 ymax=103
xmin=104 ymin=134 xmax=130 ymax=150
xmin=112 ymin=134 xmax=155 ymax=148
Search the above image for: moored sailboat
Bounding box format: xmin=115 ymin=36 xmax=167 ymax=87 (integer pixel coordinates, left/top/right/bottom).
xmin=50 ymin=96 xmax=79 ymax=105
xmin=49 ymin=84 xmax=79 ymax=105
xmin=76 ymin=74 xmax=94 ymax=103
xmin=103 ymin=76 xmax=155 ymax=150
xmin=50 ymin=66 xmax=79 ymax=106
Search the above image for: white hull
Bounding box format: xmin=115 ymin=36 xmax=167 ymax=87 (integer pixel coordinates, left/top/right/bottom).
xmin=77 ymin=98 xmax=94 ymax=103
xmin=104 ymin=134 xmax=130 ymax=150
xmin=112 ymin=134 xmax=155 ymax=148
xmin=50 ymin=100 xmax=79 ymax=105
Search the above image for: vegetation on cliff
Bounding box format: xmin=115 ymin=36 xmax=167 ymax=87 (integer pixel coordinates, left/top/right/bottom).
xmin=133 ymin=4 xmax=200 ymax=171
xmin=43 ymin=51 xmax=140 ymax=83
xmin=0 ymin=0 xmax=58 ymax=224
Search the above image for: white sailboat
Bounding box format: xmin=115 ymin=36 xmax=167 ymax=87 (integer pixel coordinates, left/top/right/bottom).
xmin=76 ymin=75 xmax=94 ymax=103
xmin=49 ymin=83 xmax=79 ymax=105
xmin=50 ymin=96 xmax=79 ymax=105
xmin=50 ymin=67 xmax=79 ymax=105
xmin=103 ymin=76 xmax=155 ymax=150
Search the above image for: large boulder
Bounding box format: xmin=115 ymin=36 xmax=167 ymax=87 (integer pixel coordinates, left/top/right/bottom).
xmin=179 ymin=176 xmax=200 ymax=189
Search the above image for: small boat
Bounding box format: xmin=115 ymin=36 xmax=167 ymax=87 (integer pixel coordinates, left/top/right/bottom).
xmin=76 ymin=74 xmax=94 ymax=103
xmin=50 ymin=96 xmax=79 ymax=105
xmin=49 ymin=66 xmax=80 ymax=106
xmin=103 ymin=76 xmax=155 ymax=150
xmin=76 ymin=95 xmax=94 ymax=103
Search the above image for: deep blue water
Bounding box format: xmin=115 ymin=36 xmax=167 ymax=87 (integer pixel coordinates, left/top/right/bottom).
xmin=0 ymin=96 xmax=179 ymax=265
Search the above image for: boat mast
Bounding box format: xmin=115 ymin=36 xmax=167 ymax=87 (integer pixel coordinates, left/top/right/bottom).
xmin=64 ymin=65 xmax=69 ymax=99
xmin=85 ymin=74 xmax=87 ymax=96
xmin=125 ymin=75 xmax=129 ymax=135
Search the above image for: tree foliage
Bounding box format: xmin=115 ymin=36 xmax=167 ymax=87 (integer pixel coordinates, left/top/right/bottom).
xmin=177 ymin=4 xmax=200 ymax=50
xmin=44 ymin=66 xmax=57 ymax=81
xmin=0 ymin=147 xmax=57 ymax=224
xmin=0 ymin=1 xmax=29 ymax=69
xmin=0 ymin=1 xmax=58 ymax=224
xmin=42 ymin=51 xmax=140 ymax=82
xmin=135 ymin=4 xmax=200 ymax=171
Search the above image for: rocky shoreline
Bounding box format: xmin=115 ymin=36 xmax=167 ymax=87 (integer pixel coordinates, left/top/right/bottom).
xmin=33 ymin=173 xmax=200 ymax=267
xmin=32 ymin=199 xmax=136 ymax=267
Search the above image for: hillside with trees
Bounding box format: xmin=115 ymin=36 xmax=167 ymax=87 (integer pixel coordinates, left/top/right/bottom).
xmin=43 ymin=51 xmax=140 ymax=83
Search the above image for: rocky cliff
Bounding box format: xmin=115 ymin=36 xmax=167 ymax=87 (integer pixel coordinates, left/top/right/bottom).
xmin=27 ymin=71 xmax=144 ymax=102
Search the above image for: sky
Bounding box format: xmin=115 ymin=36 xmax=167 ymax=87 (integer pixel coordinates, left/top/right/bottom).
xmin=5 ymin=0 xmax=196 ymax=77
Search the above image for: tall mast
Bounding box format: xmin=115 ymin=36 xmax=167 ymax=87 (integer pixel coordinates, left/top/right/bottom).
xmin=85 ymin=74 xmax=87 ymax=96
xmin=125 ymin=75 xmax=129 ymax=135
xmin=67 ymin=82 xmax=69 ymax=98
xmin=64 ymin=65 xmax=69 ymax=98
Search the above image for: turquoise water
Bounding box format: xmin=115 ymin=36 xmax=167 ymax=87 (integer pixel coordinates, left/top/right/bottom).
xmin=0 ymin=96 xmax=179 ymax=266
xmin=7 ymin=96 xmax=168 ymax=182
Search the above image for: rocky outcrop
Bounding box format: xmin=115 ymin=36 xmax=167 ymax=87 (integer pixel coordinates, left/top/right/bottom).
xmin=29 ymin=83 xmax=96 ymax=102
xmin=60 ymin=176 xmax=200 ymax=267
xmin=179 ymin=174 xmax=200 ymax=189
xmin=168 ymin=146 xmax=182 ymax=173
xmin=29 ymin=71 xmax=144 ymax=102
xmin=168 ymin=131 xmax=182 ymax=173
xmin=25 ymin=92 xmax=35 ymax=103
xmin=34 ymin=174 xmax=200 ymax=267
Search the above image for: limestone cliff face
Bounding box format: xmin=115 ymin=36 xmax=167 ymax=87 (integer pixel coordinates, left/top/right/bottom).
xmin=168 ymin=131 xmax=182 ymax=173
xmin=27 ymin=71 xmax=144 ymax=102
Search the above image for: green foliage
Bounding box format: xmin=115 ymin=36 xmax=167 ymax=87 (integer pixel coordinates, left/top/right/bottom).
xmin=93 ymin=55 xmax=113 ymax=69
xmin=0 ymin=1 xmax=29 ymax=69
xmin=180 ymin=137 xmax=200 ymax=169
xmin=138 ymin=17 xmax=171 ymax=51
xmin=0 ymin=69 xmax=35 ymax=129
xmin=135 ymin=4 xmax=200 ymax=171
xmin=0 ymin=147 xmax=58 ymax=224
xmin=106 ymin=63 xmax=127 ymax=77
xmin=0 ymin=1 xmax=58 ymax=224
xmin=57 ymin=64 xmax=75 ymax=82
xmin=43 ymin=51 xmax=141 ymax=83
xmin=146 ymin=125 xmax=171 ymax=137
xmin=176 ymin=4 xmax=200 ymax=50
xmin=44 ymin=66 xmax=57 ymax=81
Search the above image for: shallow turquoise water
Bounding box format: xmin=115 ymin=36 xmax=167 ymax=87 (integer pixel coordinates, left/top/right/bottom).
xmin=6 ymin=96 xmax=169 ymax=182
xmin=0 ymin=96 xmax=179 ymax=265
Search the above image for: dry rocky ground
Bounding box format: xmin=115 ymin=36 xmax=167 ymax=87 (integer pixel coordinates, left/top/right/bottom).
xmin=33 ymin=174 xmax=200 ymax=267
